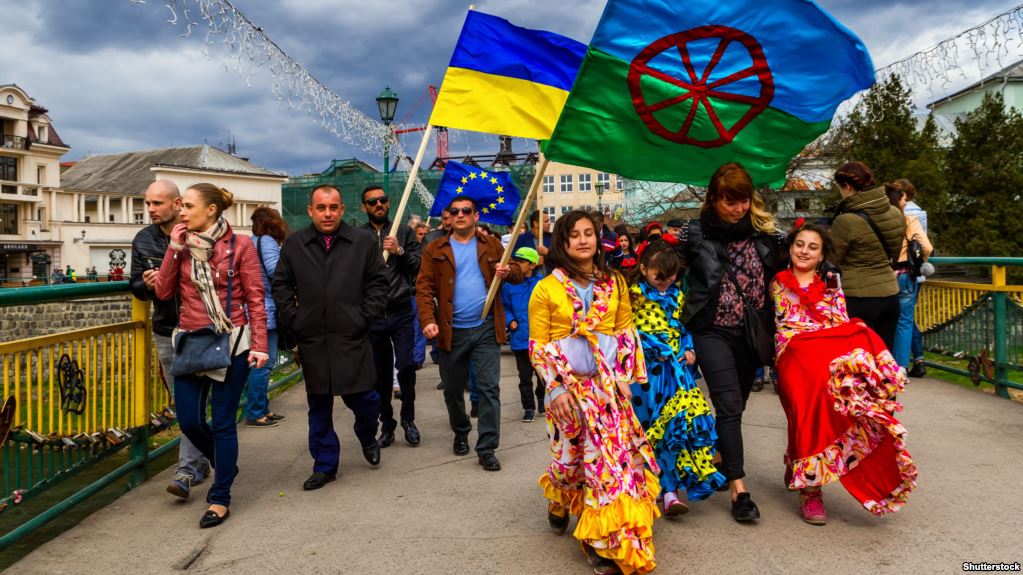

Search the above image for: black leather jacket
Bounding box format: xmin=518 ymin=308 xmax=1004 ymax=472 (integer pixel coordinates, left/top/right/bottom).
xmin=679 ymin=219 xmax=784 ymax=332
xmin=359 ymin=220 xmax=422 ymax=317
xmin=129 ymin=223 xmax=179 ymax=337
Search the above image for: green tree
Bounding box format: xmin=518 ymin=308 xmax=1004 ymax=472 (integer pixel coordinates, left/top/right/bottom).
xmin=843 ymin=74 xmax=920 ymax=182
xmin=942 ymin=92 xmax=1023 ymax=257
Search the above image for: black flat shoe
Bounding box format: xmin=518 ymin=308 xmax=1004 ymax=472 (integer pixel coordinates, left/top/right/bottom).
xmin=453 ymin=434 xmax=470 ymax=456
xmin=302 ymin=471 xmax=337 ymax=491
xmin=548 ymin=511 xmax=569 ymax=535
xmin=731 ymin=492 xmax=761 ymax=522
xmin=363 ymin=442 xmax=381 ymax=466
xmin=378 ymin=430 xmax=395 ymax=448
xmin=199 ymin=508 xmax=230 ymax=528
xmin=478 ymin=452 xmax=501 ymax=471
xmin=401 ymin=420 xmax=421 ymax=446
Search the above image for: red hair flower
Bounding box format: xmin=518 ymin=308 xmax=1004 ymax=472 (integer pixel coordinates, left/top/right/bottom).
xmin=794 ymin=217 xmax=806 ymax=229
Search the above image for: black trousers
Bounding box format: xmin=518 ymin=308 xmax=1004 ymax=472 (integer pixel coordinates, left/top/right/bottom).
xmin=693 ymin=326 xmax=757 ymax=482
xmin=369 ymin=311 xmax=417 ymax=433
xmin=513 ymin=349 xmax=544 ymax=411
xmin=846 ymin=294 xmax=900 ymax=352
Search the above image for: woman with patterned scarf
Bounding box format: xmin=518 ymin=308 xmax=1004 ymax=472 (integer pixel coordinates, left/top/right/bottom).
xmin=156 ymin=183 xmax=268 ymax=529
xmin=628 ymin=241 xmax=725 ymax=517
xmin=772 ymin=220 xmax=916 ymax=526
xmin=529 ymin=210 xmax=659 ymax=575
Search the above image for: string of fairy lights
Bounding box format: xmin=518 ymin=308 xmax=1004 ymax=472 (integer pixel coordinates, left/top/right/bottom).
xmin=129 ymin=0 xmax=1023 ymax=208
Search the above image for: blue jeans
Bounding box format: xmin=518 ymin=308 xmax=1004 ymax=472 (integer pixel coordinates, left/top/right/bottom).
xmin=894 ymin=273 xmax=919 ymax=368
xmin=174 ymin=353 xmax=250 ymax=507
xmin=154 ymin=334 xmax=209 ymax=481
xmin=244 ymin=329 xmax=278 ymax=421
xmin=911 ymin=324 xmax=923 ymax=362
xmin=411 ymin=297 xmax=426 ymax=367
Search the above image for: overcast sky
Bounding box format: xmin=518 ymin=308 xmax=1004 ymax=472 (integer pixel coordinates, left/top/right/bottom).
xmin=2 ymin=0 xmax=1020 ymax=178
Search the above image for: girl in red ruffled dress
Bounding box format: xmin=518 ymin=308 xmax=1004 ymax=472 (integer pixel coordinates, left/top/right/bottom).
xmin=772 ymin=220 xmax=917 ymax=525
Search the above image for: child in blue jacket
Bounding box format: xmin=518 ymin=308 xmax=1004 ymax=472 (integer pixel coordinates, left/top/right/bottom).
xmin=501 ymin=247 xmax=543 ymax=422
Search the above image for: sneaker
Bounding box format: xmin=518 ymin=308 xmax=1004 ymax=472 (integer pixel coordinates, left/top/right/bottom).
xmin=266 ymin=412 xmax=286 ymax=422
xmin=167 ymin=473 xmax=193 ymax=500
xmin=522 ymin=409 xmax=535 ymax=423
xmin=751 ymin=378 xmax=765 ymax=392
xmin=245 ymin=417 xmax=279 ymax=428
xmin=799 ymin=489 xmax=827 ymax=525
xmin=470 ymin=401 xmax=479 ymax=418
xmin=662 ymin=491 xmax=689 ymax=516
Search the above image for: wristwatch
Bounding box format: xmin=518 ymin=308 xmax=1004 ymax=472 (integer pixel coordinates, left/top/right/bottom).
xmin=396 ymin=246 xmax=405 ymax=256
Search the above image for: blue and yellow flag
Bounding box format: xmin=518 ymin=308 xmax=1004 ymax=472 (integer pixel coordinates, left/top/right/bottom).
xmin=429 ymin=11 xmax=587 ymax=140
xmin=430 ymin=161 xmax=521 ymax=226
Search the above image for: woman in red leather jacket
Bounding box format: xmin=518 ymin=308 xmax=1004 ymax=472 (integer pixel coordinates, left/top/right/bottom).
xmin=156 ymin=183 xmax=268 ymax=529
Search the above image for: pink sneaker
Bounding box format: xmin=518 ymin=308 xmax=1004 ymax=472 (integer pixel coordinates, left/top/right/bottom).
xmin=662 ymin=491 xmax=689 ymax=516
xmin=799 ymin=489 xmax=827 ymax=525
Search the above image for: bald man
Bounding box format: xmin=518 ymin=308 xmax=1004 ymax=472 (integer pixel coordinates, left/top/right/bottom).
xmin=129 ymin=179 xmax=211 ymax=501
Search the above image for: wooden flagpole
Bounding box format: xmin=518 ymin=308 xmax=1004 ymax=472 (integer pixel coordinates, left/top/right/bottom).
xmin=384 ymin=124 xmax=434 ymax=262
xmin=480 ymin=157 xmax=550 ymax=319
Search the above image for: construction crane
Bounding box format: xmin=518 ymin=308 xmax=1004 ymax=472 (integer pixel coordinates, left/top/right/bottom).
xmin=391 ymin=84 xmax=448 ymax=165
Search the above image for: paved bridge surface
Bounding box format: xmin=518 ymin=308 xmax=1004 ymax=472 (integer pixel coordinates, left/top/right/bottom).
xmin=7 ymin=351 xmax=1023 ymax=575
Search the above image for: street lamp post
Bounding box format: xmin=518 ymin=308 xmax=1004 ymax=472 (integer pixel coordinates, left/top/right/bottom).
xmin=595 ymin=180 xmax=605 ymax=216
xmin=376 ymin=86 xmax=399 ymax=194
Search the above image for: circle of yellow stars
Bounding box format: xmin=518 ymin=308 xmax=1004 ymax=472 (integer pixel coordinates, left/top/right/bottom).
xmin=456 ymin=170 xmax=505 ymax=215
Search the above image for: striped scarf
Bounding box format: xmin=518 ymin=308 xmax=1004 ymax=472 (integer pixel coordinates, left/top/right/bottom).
xmin=186 ymin=217 xmax=234 ymax=334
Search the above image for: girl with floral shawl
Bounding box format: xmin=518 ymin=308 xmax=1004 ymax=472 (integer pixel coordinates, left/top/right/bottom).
xmin=529 ymin=211 xmax=660 ymax=575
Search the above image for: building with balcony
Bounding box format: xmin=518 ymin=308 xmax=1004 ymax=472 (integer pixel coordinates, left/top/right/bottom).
xmin=58 ymin=145 xmax=287 ymax=276
xmin=1 ymin=84 xmax=71 ymax=284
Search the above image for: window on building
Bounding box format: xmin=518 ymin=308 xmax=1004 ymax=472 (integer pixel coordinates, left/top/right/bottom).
xmin=560 ymin=205 xmax=573 ymax=215
xmin=0 ymin=203 xmax=17 ymax=234
xmin=109 ymin=214 xmax=115 ymax=223
xmin=37 ymin=126 xmax=47 ymax=142
xmin=543 ymin=175 xmax=554 ymax=193
xmin=597 ymin=172 xmax=611 ymax=189
xmin=578 ymin=173 xmax=592 ymax=192
xmin=543 ymin=206 xmax=556 ymax=221
xmin=37 ymin=165 xmax=45 ymax=185
xmin=134 ymin=212 xmax=144 ymax=224
xmin=794 ymin=198 xmax=812 ymax=212
xmin=560 ymin=174 xmax=573 ymax=193
xmin=0 ymin=156 xmax=16 ymax=182
xmin=615 ymin=176 xmax=624 ymax=191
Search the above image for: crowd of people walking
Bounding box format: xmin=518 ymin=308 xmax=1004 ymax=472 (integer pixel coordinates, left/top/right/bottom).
xmin=131 ymin=158 xmax=926 ymax=573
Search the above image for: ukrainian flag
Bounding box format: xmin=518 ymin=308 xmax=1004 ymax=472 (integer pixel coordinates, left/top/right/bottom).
xmin=429 ymin=11 xmax=586 ymax=140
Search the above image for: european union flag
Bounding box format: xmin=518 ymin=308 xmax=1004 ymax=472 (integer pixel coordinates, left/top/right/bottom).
xmin=430 ymin=160 xmax=521 ymax=226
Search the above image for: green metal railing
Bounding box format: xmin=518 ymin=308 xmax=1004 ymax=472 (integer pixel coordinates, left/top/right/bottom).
xmin=0 ymin=283 xmax=301 ymax=549
xmin=916 ymin=257 xmax=1023 ymax=399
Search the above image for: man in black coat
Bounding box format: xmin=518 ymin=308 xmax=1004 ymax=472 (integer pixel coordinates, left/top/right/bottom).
xmin=272 ymin=185 xmax=389 ymax=491
xmin=358 ymin=185 xmax=423 ymax=448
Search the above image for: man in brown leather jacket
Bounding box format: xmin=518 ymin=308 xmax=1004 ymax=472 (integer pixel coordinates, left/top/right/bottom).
xmin=416 ymin=196 xmax=522 ymax=472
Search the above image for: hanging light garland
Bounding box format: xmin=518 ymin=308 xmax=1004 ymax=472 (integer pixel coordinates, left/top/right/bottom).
xmin=127 ymin=0 xmax=434 ymax=206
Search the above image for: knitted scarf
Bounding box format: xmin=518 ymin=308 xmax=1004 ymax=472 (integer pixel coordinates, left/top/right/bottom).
xmin=186 ymin=217 xmax=234 ymax=334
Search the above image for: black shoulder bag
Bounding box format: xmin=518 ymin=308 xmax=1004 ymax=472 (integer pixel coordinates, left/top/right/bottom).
xmin=257 ymin=236 xmax=298 ymax=351
xmin=170 ymin=236 xmax=242 ymax=376
xmin=719 ymin=249 xmax=776 ymax=366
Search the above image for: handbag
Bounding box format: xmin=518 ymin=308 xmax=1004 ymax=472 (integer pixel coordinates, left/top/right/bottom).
xmin=256 ymin=236 xmax=298 ymax=351
xmin=906 ymin=237 xmax=925 ymax=277
xmin=170 ymin=236 xmax=239 ymax=376
xmin=720 ymin=253 xmax=776 ymax=366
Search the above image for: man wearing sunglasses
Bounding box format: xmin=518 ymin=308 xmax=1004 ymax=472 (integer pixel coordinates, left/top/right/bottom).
xmin=416 ymin=197 xmax=523 ymax=472
xmin=359 ymin=185 xmax=423 ymax=448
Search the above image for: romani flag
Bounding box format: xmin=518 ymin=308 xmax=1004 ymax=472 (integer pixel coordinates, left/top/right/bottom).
xmin=543 ymin=0 xmax=875 ymax=186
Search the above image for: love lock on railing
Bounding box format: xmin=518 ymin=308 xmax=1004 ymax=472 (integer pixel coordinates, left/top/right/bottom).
xmin=56 ymin=354 xmax=87 ymax=415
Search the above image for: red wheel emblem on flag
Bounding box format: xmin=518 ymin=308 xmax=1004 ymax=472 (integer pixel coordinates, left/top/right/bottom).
xmin=628 ymin=26 xmax=774 ymax=149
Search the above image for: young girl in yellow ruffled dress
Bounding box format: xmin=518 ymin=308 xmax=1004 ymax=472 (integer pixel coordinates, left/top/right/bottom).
xmin=529 ymin=211 xmax=660 ymax=575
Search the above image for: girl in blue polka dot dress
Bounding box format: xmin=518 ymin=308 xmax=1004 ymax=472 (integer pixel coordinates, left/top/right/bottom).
xmin=629 ymin=241 xmax=725 ymax=515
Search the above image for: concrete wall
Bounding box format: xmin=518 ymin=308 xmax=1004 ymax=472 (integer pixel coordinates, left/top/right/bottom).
xmin=0 ymin=294 xmax=132 ymax=343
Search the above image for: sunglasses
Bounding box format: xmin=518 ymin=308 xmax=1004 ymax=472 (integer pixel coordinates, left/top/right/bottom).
xmin=363 ymin=197 xmax=389 ymax=206
xmin=448 ymin=206 xmax=474 ymax=216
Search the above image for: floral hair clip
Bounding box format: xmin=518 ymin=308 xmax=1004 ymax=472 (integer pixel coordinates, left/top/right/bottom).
xmin=794 ymin=217 xmax=806 ymax=228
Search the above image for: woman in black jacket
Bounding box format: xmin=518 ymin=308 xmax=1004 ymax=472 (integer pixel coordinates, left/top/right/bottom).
xmin=680 ymin=162 xmax=783 ymax=523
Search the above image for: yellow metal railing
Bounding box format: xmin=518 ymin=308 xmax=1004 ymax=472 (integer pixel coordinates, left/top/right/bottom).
xmin=0 ymin=299 xmax=156 ymax=438
xmin=916 ymin=265 xmax=1023 ymax=330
